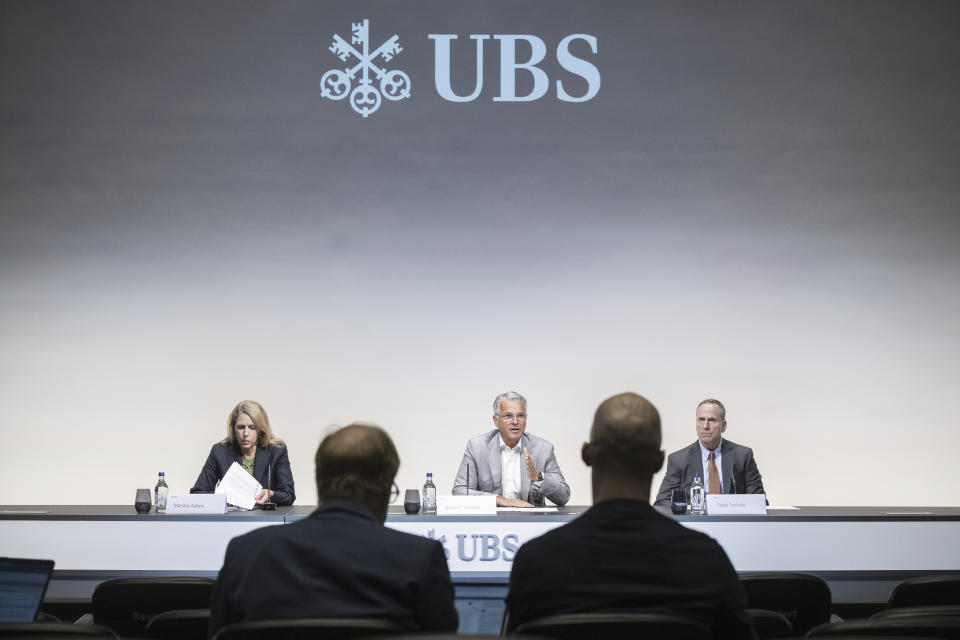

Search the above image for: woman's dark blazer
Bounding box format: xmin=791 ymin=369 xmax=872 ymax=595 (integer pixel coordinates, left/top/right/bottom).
xmin=190 ymin=442 xmax=296 ymax=505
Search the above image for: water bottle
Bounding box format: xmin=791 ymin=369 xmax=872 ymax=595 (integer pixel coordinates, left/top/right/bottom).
xmin=422 ymin=473 xmax=437 ymax=515
xmin=690 ymin=473 xmax=705 ymax=515
xmin=154 ymin=472 xmax=169 ymax=514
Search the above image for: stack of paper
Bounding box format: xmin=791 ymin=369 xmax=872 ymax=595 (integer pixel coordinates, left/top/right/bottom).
xmin=215 ymin=462 xmax=262 ymax=510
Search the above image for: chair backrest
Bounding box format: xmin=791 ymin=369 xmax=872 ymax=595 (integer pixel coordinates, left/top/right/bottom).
xmin=746 ymin=608 xmax=793 ymax=638
xmin=873 ymin=605 xmax=960 ymax=620
xmin=213 ymin=618 xmax=404 ymax=640
xmin=92 ymin=577 xmax=215 ymax=637
xmin=807 ymin=615 xmax=960 ymax=637
xmin=144 ymin=608 xmax=211 ymax=640
xmin=889 ymin=574 xmax=960 ymax=608
xmin=511 ymin=612 xmax=710 ymax=640
xmin=371 ymin=636 xmax=543 ymax=640
xmin=739 ymin=572 xmax=831 ymax=634
xmin=0 ymin=622 xmax=119 ymax=638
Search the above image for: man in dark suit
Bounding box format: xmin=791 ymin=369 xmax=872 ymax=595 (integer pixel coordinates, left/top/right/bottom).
xmin=654 ymin=399 xmax=765 ymax=506
xmin=506 ymin=393 xmax=757 ymax=639
xmin=209 ymin=424 xmax=458 ymax=637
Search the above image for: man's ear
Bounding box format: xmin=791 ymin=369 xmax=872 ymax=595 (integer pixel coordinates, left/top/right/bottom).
xmin=654 ymin=449 xmax=665 ymax=473
xmin=581 ymin=442 xmax=592 ymax=467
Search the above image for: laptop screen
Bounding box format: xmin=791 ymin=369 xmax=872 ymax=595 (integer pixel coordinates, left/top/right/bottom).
xmin=454 ymin=584 xmax=507 ymax=634
xmin=0 ymin=557 xmax=55 ymax=622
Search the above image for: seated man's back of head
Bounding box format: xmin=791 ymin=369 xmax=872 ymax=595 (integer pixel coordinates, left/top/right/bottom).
xmin=506 ymin=393 xmax=756 ymax=639
xmin=209 ymin=424 xmax=458 ymax=637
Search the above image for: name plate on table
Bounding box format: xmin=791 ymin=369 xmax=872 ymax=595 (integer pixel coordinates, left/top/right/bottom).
xmin=437 ymin=495 xmax=497 ymax=516
xmin=707 ymin=494 xmax=767 ymax=515
xmin=165 ymin=494 xmax=227 ymax=515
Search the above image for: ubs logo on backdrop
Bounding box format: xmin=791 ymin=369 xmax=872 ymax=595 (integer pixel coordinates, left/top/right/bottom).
xmin=321 ymin=19 xmax=412 ymax=117
xmin=321 ymin=19 xmax=600 ymax=117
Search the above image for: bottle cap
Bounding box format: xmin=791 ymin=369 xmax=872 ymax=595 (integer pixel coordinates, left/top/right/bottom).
xmin=159 ymin=472 xmax=165 ymax=476
xmin=427 ymin=472 xmax=433 ymax=477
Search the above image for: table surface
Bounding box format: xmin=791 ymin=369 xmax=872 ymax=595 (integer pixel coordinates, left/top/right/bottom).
xmin=3 ymin=504 xmax=959 ymax=521
xmin=3 ymin=504 xmax=960 ymax=602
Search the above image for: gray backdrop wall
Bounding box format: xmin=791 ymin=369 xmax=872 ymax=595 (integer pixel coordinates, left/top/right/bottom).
xmin=2 ymin=0 xmax=958 ymax=506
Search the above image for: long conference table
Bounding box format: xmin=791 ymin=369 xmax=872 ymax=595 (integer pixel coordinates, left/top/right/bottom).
xmin=2 ymin=505 xmax=959 ymax=605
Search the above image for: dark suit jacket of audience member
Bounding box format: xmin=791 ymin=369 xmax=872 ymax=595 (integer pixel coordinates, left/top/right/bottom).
xmin=190 ymin=442 xmax=296 ymax=505
xmin=506 ymin=499 xmax=757 ymax=639
xmin=653 ymin=438 xmax=764 ymax=506
xmin=209 ymin=500 xmax=458 ymax=636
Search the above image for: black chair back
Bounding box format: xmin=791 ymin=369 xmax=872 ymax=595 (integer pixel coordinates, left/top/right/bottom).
xmin=91 ymin=577 xmax=215 ymax=637
xmin=213 ymin=618 xmax=403 ymax=640
xmin=145 ymin=608 xmax=211 ymax=640
xmin=34 ymin=613 xmax=61 ymax=623
xmin=369 ymin=636 xmax=544 ymax=640
xmin=746 ymin=608 xmax=793 ymax=638
xmin=874 ymin=605 xmax=960 ymax=620
xmin=0 ymin=622 xmax=119 ymax=638
xmin=739 ymin=572 xmax=831 ymax=634
xmin=889 ymin=574 xmax=960 ymax=609
xmin=511 ymin=612 xmax=710 ymax=640
xmin=807 ymin=615 xmax=960 ymax=637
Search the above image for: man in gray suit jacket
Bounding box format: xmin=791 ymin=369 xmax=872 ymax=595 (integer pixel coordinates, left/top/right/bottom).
xmin=453 ymin=391 xmax=570 ymax=507
xmin=654 ymin=399 xmax=765 ymax=506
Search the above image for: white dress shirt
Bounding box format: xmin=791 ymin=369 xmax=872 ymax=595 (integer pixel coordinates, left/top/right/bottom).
xmin=500 ymin=436 xmax=523 ymax=499
xmin=699 ymin=439 xmax=724 ymax=494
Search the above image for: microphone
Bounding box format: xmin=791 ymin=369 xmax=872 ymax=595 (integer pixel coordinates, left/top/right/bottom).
xmin=261 ymin=463 xmax=277 ymax=510
xmin=730 ymin=454 xmax=737 ymax=495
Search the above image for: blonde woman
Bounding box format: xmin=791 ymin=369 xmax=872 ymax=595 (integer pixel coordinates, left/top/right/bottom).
xmin=190 ymin=400 xmax=296 ymax=505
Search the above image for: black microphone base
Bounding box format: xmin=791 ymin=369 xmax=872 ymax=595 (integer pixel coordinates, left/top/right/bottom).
xmin=261 ymin=501 xmax=277 ymax=511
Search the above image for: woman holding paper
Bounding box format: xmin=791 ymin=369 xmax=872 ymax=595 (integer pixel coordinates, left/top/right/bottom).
xmin=190 ymin=400 xmax=296 ymax=505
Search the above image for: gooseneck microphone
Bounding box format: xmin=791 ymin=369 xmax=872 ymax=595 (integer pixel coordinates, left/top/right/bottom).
xmin=730 ymin=454 xmax=737 ymax=495
xmin=261 ymin=463 xmax=277 ymax=510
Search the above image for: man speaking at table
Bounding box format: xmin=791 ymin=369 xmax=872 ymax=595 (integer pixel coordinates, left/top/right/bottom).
xmin=654 ymin=398 xmax=765 ymax=506
xmin=209 ymin=424 xmax=458 ymax=636
xmin=453 ymin=391 xmax=570 ymax=507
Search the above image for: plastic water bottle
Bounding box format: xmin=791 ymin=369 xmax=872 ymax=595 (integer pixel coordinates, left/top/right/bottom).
xmin=154 ymin=472 xmax=169 ymax=514
xmin=690 ymin=473 xmax=705 ymax=515
xmin=422 ymin=473 xmax=437 ymax=515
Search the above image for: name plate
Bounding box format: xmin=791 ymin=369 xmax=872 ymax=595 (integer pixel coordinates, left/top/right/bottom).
xmin=437 ymin=495 xmax=497 ymax=516
xmin=165 ymin=493 xmax=227 ymax=515
xmin=707 ymin=494 xmax=767 ymax=515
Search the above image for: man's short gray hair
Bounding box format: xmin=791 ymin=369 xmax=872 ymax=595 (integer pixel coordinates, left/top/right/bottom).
xmin=493 ymin=391 xmax=527 ymax=416
xmin=697 ymin=398 xmax=726 ymax=421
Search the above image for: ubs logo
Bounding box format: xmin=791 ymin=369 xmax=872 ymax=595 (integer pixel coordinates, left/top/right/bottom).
xmin=426 ymin=529 xmax=520 ymax=562
xmin=321 ymin=19 xmax=412 ymax=118
xmin=322 ymin=19 xmax=600 ymax=117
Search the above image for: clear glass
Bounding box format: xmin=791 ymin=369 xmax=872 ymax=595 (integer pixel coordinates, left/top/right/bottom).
xmin=670 ymin=487 xmax=688 ymax=514
xmin=403 ymin=489 xmax=420 ymax=515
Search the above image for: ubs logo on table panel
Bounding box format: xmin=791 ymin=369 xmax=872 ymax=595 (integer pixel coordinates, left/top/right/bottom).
xmin=320 ymin=19 xmax=601 ymax=117
xmin=427 ymin=529 xmax=520 ymax=562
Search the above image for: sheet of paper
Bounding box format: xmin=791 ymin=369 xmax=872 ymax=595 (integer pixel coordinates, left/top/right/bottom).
xmin=496 ymin=507 xmax=559 ymax=513
xmin=215 ymin=462 xmax=262 ymax=510
xmin=766 ymin=505 xmax=799 ymax=510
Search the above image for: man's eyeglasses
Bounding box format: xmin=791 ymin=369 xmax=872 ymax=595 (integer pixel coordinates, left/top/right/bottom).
xmin=501 ymin=413 xmax=527 ymax=422
xmin=390 ymin=482 xmax=400 ymax=503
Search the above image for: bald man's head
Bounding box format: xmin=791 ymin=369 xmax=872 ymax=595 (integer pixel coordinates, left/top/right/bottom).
xmin=315 ymin=424 xmax=399 ymax=521
xmin=585 ymin=392 xmax=664 ymax=482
